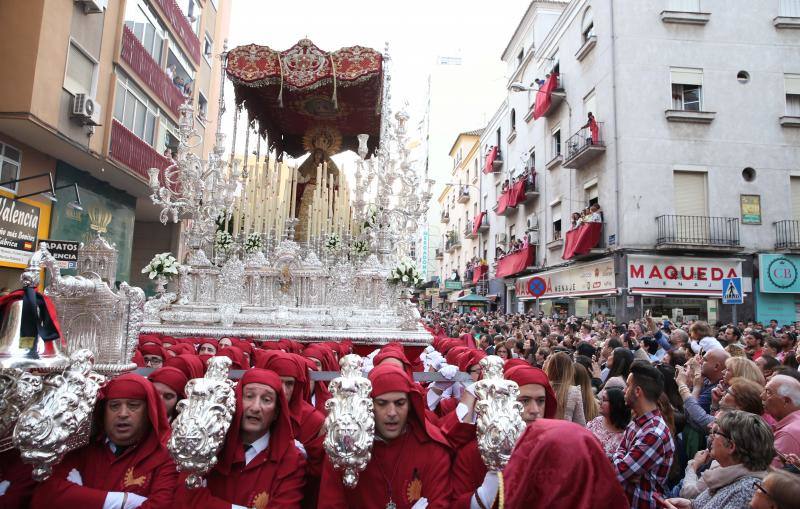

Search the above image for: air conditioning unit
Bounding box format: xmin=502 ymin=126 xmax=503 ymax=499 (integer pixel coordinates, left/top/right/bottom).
xmin=71 ymin=94 xmax=102 ymax=126
xmin=75 ymin=0 xmax=107 ymax=14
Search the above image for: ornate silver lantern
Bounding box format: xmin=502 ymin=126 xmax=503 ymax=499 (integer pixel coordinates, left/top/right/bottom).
xmin=473 ymin=355 xmax=526 ymax=472
xmin=323 ymin=354 xmax=375 ymax=488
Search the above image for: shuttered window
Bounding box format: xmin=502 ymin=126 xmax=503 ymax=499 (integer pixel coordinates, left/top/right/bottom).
xmin=673 ymin=171 xmax=707 ymax=216
xmin=668 ymin=0 xmax=700 ymax=12
xmin=791 ymin=177 xmax=800 ymax=221
xmin=584 ymin=91 xmax=597 ymax=119
xmin=786 ymin=74 xmax=800 ymax=115
xmin=781 ymin=0 xmax=800 ymax=17
xmin=551 ymin=202 xmax=562 ymax=240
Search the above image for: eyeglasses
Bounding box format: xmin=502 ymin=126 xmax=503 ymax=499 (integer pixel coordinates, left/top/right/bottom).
xmin=710 ymin=427 xmax=731 ymax=441
xmin=753 ymin=480 xmax=771 ymax=498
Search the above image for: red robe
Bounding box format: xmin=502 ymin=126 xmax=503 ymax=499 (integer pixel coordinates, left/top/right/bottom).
xmin=29 ymin=434 xmax=177 ymax=509
xmin=0 ymin=449 xmax=36 ymax=509
xmin=318 ymin=420 xmax=453 ymax=509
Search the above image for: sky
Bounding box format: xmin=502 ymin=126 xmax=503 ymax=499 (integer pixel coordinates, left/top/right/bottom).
xmin=223 ymin=0 xmax=532 ymax=165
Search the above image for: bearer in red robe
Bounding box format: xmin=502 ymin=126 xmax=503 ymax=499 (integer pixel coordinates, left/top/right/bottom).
xmin=147 ymin=366 xmax=188 ymax=423
xmin=30 ymin=373 xmax=177 ymax=509
xmin=318 ymin=364 xmax=453 ymax=508
xmin=175 ymin=368 xmax=306 ymax=509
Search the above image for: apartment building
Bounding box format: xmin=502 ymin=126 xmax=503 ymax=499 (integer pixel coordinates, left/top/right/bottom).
xmin=474 ymin=0 xmax=800 ymax=323
xmin=0 ymin=0 xmax=230 ymax=291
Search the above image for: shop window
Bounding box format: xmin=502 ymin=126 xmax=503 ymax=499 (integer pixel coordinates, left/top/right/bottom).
xmin=0 ymin=143 xmax=21 ymax=193
xmin=65 ymin=41 xmax=97 ymax=96
xmin=670 ymin=67 xmax=703 ymax=111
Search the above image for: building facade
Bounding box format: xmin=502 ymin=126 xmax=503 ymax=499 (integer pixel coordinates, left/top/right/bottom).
xmin=0 ymin=0 xmax=230 ymax=291
xmin=469 ymin=0 xmax=800 ymax=323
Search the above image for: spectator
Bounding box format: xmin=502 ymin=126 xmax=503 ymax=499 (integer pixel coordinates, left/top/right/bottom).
xmin=544 ymin=352 xmax=586 ymax=426
xmin=763 ymin=375 xmax=800 ymax=466
xmin=612 ymin=361 xmax=675 ymax=509
xmin=166 ymin=64 xmax=176 ymax=81
xmin=668 ymin=410 xmax=774 ymax=509
xmin=718 ymin=377 xmax=765 ymax=415
xmin=587 ymin=386 xmax=631 ymax=456
xmin=748 ymin=469 xmax=800 ymax=509
xmin=689 ymin=321 xmax=724 ymax=354
xmin=574 ymin=362 xmax=599 ymax=421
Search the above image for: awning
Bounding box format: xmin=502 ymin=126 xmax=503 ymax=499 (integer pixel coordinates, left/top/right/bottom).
xmin=457 ymin=293 xmax=489 ymax=303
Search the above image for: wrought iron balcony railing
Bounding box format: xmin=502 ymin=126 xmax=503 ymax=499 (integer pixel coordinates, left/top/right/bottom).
xmin=775 ymin=220 xmax=800 ymax=249
xmin=656 ymin=214 xmax=740 ymax=248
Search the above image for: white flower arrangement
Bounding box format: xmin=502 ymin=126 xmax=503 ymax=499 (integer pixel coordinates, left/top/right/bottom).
xmin=325 ymin=232 xmax=341 ymax=252
xmin=244 ymin=232 xmax=262 ymax=254
xmin=215 ymin=230 xmax=233 ymax=252
xmin=141 ymin=252 xmax=180 ymax=280
xmin=363 ymin=204 xmax=378 ymax=229
xmin=387 ymin=258 xmax=423 ymax=286
xmin=351 ymin=239 xmax=369 ymax=257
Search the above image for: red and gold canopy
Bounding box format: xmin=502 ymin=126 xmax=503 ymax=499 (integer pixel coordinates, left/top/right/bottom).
xmin=226 ymin=39 xmax=384 ymax=158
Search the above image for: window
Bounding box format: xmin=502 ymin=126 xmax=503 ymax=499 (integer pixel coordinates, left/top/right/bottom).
xmin=483 ymin=194 xmax=488 ymax=210
xmin=585 ymin=183 xmax=599 ymax=207
xmin=526 ymin=149 xmax=535 ymax=172
xmin=0 ymin=143 xmax=22 ymax=193
xmin=125 ymin=0 xmax=166 ymax=65
xmin=64 ymin=41 xmax=97 ymax=96
xmin=668 ymin=0 xmax=700 ymax=11
xmin=581 ymin=7 xmax=595 ymax=42
xmin=791 ymin=177 xmax=800 ymax=220
xmin=114 ymin=72 xmax=160 ymax=147
xmin=509 ymin=224 xmax=516 ymax=243
xmin=204 ymin=34 xmax=213 ymax=62
xmin=552 ymin=127 xmax=562 ymax=157
xmin=510 ymin=109 xmax=516 ymax=132
xmin=551 ymin=202 xmax=562 ymax=241
xmin=786 ymin=74 xmax=800 ymax=116
xmin=517 ymin=49 xmax=524 ymax=68
xmin=671 ymin=67 xmax=703 ymax=111
xmin=198 ymin=92 xmax=208 ymax=122
xmin=673 ymin=171 xmax=707 ymax=216
xmin=782 ymin=0 xmax=800 ymax=16
xmin=584 ymin=90 xmax=597 ymax=119
xmin=178 ymin=0 xmax=202 ymax=35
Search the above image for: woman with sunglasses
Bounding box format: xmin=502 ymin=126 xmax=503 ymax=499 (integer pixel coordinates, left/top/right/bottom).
xmin=750 ymin=469 xmax=800 ymax=509
xmin=664 ymin=410 xmax=774 ymax=508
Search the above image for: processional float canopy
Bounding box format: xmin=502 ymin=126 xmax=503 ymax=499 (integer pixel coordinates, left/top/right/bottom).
xmin=225 ymin=38 xmax=384 ymax=158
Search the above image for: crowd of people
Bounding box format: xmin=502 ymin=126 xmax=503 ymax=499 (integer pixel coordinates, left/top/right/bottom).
xmin=499 ymin=167 xmax=535 ymax=195
xmin=495 ymin=235 xmax=531 ymax=259
xmin=571 ymin=202 xmax=603 ymax=229
xmin=2 ymin=311 xmax=800 ymax=508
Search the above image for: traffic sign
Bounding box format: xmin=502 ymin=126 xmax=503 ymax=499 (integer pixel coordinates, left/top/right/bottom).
xmin=722 ymin=277 xmax=743 ymax=305
xmin=527 ymin=276 xmax=547 ymax=298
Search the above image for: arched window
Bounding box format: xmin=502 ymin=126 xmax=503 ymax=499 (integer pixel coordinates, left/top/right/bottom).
xmin=510 ymin=109 xmax=516 ymax=132
xmin=582 ymin=7 xmax=595 ymax=42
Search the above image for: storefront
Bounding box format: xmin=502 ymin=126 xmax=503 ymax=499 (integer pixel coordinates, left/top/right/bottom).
xmin=626 ymin=254 xmax=750 ymax=323
xmin=516 ymin=258 xmax=617 ymax=319
xmin=0 ymin=193 xmax=51 ymax=289
xmin=755 ymin=254 xmax=800 ymax=326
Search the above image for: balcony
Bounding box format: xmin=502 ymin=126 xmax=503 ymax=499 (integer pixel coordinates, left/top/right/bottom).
xmin=780 ymin=115 xmax=800 ymax=127
xmin=109 ymin=119 xmax=172 ymax=181
xmin=465 ymin=220 xmax=477 ymax=239
xmin=656 ymin=215 xmax=741 ymax=251
xmin=441 ymin=211 xmax=450 ymax=224
xmin=494 ymin=178 xmax=536 ymax=216
xmin=532 ymin=73 xmax=565 ymax=120
xmin=563 ymin=222 xmax=605 ymax=260
xmin=445 ymin=233 xmax=462 ymax=253
xmin=121 ymin=26 xmax=186 ymax=117
xmin=475 ymin=211 xmax=489 ymax=233
xmin=435 ymin=248 xmax=444 ymax=260
xmin=775 ymin=220 xmax=800 ymax=251
xmin=495 ymin=244 xmax=535 ymax=279
xmin=457 ymin=186 xmax=471 ymax=203
xmin=153 ymin=0 xmax=201 ymax=64
xmin=483 ymin=146 xmax=503 ymax=174
xmin=563 ymin=123 xmax=606 ymax=169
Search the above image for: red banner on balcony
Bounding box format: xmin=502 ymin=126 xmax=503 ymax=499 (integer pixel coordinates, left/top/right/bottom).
xmin=153 ymin=0 xmax=201 ymax=64
xmin=472 ymin=263 xmax=488 ymax=284
xmin=533 ymin=72 xmax=559 ymax=120
xmin=495 ymin=191 xmax=510 ymax=215
xmin=562 ymin=222 xmax=602 ymax=260
xmin=496 ymin=244 xmax=535 ymax=278
xmin=110 ymin=120 xmax=171 ymax=181
xmin=473 ymin=211 xmax=486 ymax=235
xmin=121 ymin=26 xmax=186 ymax=117
xmin=483 ymin=146 xmax=498 ymax=174
xmin=507 ymin=180 xmax=527 ymax=208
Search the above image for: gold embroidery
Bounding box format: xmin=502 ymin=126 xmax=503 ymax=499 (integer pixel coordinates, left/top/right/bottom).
xmin=123 ymin=467 xmax=146 ymax=489
xmin=406 ymin=478 xmax=422 ymax=503
xmin=252 ymin=491 xmax=269 ymax=509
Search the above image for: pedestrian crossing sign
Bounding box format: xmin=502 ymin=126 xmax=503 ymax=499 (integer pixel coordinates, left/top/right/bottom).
xmin=721 ymin=277 xmax=743 ymax=304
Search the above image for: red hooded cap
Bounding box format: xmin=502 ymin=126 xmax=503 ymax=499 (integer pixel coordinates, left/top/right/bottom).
xmin=217 ymin=347 xmax=246 ymax=370
xmin=147 ymin=366 xmax=188 ymax=399
xmin=218 ymin=368 xmax=295 ymax=475
xmin=132 ymin=349 xmax=146 ymax=368
xmin=138 ymin=335 xmax=162 ymax=347
xmin=503 ymin=419 xmax=629 ymax=509
xmin=99 ymin=374 xmax=170 ymax=470
xmin=252 ymin=349 xmax=281 ymax=369
xmin=456 ymin=349 xmax=486 ymax=373
xmin=368 ymin=364 xmax=449 ymax=448
xmin=504 ymin=365 xmax=557 ymax=419
xmin=164 ymin=354 xmax=205 ymax=379
xmin=445 ymin=346 xmax=469 ymax=366
xmin=139 ymin=343 xmax=167 ymax=361
xmin=503 ymin=359 xmax=530 ymax=372
xmin=302 ymin=344 xmax=339 ymax=371
xmin=372 ymin=344 xmax=413 ymax=377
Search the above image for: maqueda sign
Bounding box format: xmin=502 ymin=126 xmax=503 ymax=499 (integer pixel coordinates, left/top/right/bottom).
xmin=627 ymin=255 xmax=744 ymax=296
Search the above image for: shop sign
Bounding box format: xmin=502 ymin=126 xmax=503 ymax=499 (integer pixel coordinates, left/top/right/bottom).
xmin=425 ymin=287 xmax=439 ymax=297
xmin=0 ymin=197 xmax=41 ymax=266
xmin=444 ymin=280 xmax=463 ymax=290
xmin=740 ymin=195 xmax=761 ymax=225
xmin=516 ymin=258 xmax=615 ymax=300
xmin=628 ymin=255 xmax=743 ymax=296
xmin=39 ymin=239 xmax=80 ymax=269
xmin=759 ymin=254 xmax=800 ymax=293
